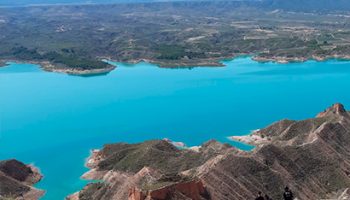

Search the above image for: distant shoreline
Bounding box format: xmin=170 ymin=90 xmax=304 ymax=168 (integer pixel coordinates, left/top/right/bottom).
xmin=107 ymin=53 xmax=350 ymax=68
xmin=2 ymin=54 xmax=350 ymax=75
xmin=252 ymin=54 xmax=350 ymax=64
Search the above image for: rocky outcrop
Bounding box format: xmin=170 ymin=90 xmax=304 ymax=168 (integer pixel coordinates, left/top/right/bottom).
xmin=67 ymin=140 xmax=233 ymax=200
xmin=69 ymin=103 xmax=350 ymax=200
xmin=317 ymin=103 xmax=348 ymax=118
xmin=0 ymin=159 xmax=44 ymax=200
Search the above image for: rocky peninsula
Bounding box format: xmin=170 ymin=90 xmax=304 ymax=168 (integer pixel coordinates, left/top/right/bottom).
xmin=67 ymin=103 xmax=350 ymax=200
xmin=0 ymin=59 xmax=116 ymax=76
xmin=0 ymin=159 xmax=44 ymax=200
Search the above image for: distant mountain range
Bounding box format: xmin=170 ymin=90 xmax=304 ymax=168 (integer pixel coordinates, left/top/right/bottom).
xmin=263 ymin=0 xmax=350 ymax=11
xmin=1 ymin=0 xmax=350 ymax=12
xmin=0 ymin=0 xmax=124 ymax=6
xmin=0 ymin=0 xmax=153 ymax=6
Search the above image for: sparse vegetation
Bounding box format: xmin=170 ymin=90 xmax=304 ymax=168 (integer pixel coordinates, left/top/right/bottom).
xmin=1 ymin=2 xmax=350 ymax=69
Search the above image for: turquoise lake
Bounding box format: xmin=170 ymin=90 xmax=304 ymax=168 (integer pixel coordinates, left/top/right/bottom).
xmin=1 ymin=57 xmax=350 ymax=199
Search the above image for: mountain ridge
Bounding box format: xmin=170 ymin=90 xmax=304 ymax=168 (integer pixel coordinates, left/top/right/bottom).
xmin=67 ymin=103 xmax=350 ymax=200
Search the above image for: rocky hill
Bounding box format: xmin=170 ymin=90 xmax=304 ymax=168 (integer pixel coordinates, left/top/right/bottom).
xmin=0 ymin=159 xmax=44 ymax=200
xmin=68 ymin=103 xmax=350 ymax=200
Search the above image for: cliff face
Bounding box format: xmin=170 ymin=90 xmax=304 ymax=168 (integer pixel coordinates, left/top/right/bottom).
xmin=69 ymin=103 xmax=350 ymax=200
xmin=0 ymin=159 xmax=44 ymax=200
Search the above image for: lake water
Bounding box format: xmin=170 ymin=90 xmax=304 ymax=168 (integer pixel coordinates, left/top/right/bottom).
xmin=1 ymin=57 xmax=350 ymax=199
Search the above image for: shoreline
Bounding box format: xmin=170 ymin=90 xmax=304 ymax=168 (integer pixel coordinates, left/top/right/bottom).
xmin=252 ymin=54 xmax=350 ymax=64
xmin=25 ymin=164 xmax=46 ymax=200
xmin=107 ymin=53 xmax=350 ymax=69
xmin=2 ymin=53 xmax=350 ymax=75
xmin=104 ymin=57 xmax=226 ymax=68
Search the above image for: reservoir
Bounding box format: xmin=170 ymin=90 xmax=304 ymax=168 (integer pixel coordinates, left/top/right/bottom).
xmin=1 ymin=57 xmax=350 ymax=199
